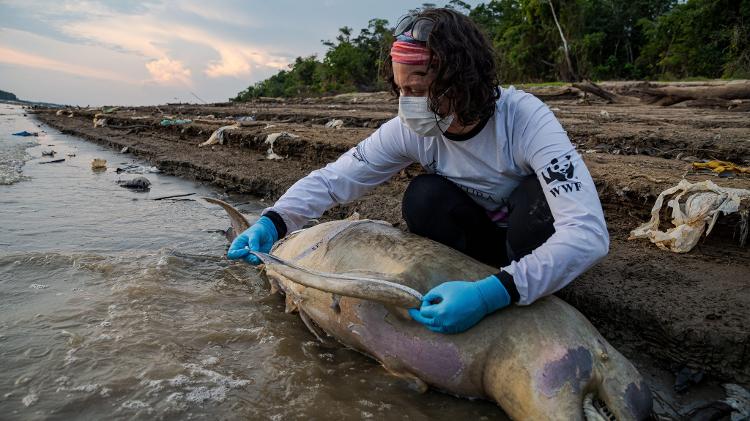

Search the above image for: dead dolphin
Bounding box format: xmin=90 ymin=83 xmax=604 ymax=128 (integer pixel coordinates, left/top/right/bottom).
xmin=207 ymin=198 xmax=652 ymax=420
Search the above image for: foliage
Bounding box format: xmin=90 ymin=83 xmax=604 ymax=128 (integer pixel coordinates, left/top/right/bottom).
xmin=233 ymin=0 xmax=749 ymax=100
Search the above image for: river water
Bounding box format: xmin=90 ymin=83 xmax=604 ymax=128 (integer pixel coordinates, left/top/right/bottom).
xmin=0 ymin=104 xmax=505 ymax=420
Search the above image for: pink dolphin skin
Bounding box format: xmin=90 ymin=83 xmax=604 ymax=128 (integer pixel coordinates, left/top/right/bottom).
xmin=208 ymin=198 xmax=652 ymax=420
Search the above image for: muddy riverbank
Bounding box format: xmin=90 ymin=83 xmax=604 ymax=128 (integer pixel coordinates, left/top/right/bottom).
xmin=31 ymin=88 xmax=750 ymax=394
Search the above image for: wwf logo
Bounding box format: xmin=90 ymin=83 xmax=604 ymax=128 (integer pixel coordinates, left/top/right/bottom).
xmin=542 ymin=155 xmax=575 ymax=184
xmin=351 ymin=144 xmax=367 ymax=163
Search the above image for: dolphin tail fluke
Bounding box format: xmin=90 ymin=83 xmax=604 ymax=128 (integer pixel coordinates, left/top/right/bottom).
xmin=203 ymin=197 xmax=251 ymax=242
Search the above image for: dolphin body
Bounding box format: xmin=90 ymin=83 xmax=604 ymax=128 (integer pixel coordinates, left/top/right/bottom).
xmin=208 ymin=198 xmax=652 ymax=420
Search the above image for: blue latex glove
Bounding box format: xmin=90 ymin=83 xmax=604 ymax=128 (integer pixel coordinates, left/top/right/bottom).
xmin=408 ymin=275 xmax=511 ymax=334
xmin=226 ymin=216 xmax=278 ymax=265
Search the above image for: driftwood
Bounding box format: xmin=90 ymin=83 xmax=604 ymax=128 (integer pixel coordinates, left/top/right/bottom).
xmin=571 ymin=80 xmax=641 ymax=104
xmin=635 ymin=82 xmax=750 ymax=106
xmin=525 ymin=86 xmax=581 ymax=101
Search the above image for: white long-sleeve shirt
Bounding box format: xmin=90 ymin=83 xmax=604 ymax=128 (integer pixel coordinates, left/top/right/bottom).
xmin=264 ymin=86 xmax=609 ymax=305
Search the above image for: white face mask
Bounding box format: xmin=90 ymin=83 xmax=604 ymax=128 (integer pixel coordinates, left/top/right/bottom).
xmin=398 ymin=96 xmax=454 ymax=137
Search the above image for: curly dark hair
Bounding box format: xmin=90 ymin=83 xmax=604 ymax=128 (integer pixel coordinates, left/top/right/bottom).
xmin=382 ymin=8 xmax=500 ymax=126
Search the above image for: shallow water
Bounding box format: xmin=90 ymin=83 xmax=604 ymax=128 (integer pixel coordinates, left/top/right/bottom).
xmin=0 ymin=105 xmax=506 ymax=420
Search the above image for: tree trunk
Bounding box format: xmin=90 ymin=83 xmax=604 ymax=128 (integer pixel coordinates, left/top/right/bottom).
xmin=547 ymin=0 xmax=578 ymax=82
xmin=636 ymin=83 xmax=750 ymax=106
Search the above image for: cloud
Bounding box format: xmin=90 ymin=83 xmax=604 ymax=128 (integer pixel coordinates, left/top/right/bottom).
xmin=0 ymin=45 xmax=134 ymax=82
xmin=145 ymin=57 xmax=192 ymax=85
xmin=57 ymin=5 xmax=291 ymax=80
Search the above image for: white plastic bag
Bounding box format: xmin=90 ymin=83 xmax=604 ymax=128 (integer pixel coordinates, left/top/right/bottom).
xmin=629 ymin=179 xmax=750 ymax=252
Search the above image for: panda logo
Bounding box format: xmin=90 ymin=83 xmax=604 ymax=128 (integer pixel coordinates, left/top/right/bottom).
xmin=543 ymin=155 xmax=575 ymax=184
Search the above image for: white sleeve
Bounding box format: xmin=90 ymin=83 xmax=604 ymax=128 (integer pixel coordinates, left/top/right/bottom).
xmin=263 ymin=118 xmax=415 ymax=233
xmin=504 ymin=95 xmax=609 ymax=305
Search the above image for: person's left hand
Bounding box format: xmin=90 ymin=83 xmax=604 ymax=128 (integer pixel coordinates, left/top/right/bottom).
xmin=408 ymin=275 xmax=511 ymax=334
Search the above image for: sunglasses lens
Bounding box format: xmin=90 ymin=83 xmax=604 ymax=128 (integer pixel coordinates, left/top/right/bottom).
xmin=410 ymin=19 xmax=434 ymax=42
xmin=394 ymin=15 xmax=415 ymax=36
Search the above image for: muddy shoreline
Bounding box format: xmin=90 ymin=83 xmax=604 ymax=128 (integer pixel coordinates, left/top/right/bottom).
xmin=31 ymin=89 xmax=749 ymax=390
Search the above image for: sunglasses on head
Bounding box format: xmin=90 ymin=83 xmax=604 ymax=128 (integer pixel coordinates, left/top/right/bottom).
xmin=394 ymin=13 xmax=434 ymax=43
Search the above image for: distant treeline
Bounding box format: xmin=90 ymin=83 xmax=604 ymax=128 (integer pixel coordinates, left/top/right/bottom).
xmin=232 ymin=0 xmax=749 ymax=100
xmin=0 ymin=89 xmax=18 ymax=101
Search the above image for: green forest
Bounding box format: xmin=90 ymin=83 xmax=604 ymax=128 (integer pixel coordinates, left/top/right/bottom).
xmin=232 ymin=0 xmax=749 ymax=101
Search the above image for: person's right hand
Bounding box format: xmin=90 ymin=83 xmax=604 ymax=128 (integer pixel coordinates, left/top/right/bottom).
xmin=227 ymin=216 xmax=278 ymax=265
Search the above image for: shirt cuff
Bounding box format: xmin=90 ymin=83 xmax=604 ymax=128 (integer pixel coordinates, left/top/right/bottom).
xmin=262 ymin=210 xmax=288 ymax=238
xmin=494 ymin=270 xmax=519 ymax=304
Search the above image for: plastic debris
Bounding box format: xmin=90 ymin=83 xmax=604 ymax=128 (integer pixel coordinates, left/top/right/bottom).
xmin=325 ymin=119 xmax=344 ymax=129
xmin=91 ymin=159 xmax=107 ymax=171
xmin=39 ymin=158 xmax=65 ymax=164
xmin=121 ymin=146 xmax=129 ymax=154
xmin=674 ymin=367 xmax=704 ymax=393
xmin=199 ymin=124 xmax=239 ymax=147
xmin=41 ymin=150 xmax=56 ymax=157
xmin=629 ymin=179 xmax=750 ymax=252
xmin=115 ymin=164 xmax=161 ymax=174
xmin=12 ymin=130 xmax=37 ymax=137
xmin=599 ymin=110 xmax=610 ymax=118
xmin=93 ymin=116 xmax=107 ymax=128
xmin=723 ymin=383 xmax=750 ymax=420
xmin=102 ymin=107 xmax=119 ymax=114
xmin=692 ymin=160 xmax=750 ymax=176
xmin=264 ymin=131 xmax=299 ymax=160
xmin=160 ymin=118 xmax=192 ymax=126
xmin=117 ymin=176 xmax=151 ymax=191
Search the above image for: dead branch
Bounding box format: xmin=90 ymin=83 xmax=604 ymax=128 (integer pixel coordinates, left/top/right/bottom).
xmin=572 ymin=80 xmax=625 ymax=103
xmin=636 ymin=82 xmax=750 ymax=106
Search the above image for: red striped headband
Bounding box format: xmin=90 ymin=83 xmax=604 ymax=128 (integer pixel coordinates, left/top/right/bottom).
xmin=390 ymin=40 xmax=431 ymax=65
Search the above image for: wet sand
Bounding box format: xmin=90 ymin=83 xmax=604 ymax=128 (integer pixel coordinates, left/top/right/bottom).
xmin=31 ymin=88 xmax=750 ymax=394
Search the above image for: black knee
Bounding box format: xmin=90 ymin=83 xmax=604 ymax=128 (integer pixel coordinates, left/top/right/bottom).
xmin=402 ymin=174 xmax=455 ymax=236
xmin=402 ymin=174 xmax=505 ymax=266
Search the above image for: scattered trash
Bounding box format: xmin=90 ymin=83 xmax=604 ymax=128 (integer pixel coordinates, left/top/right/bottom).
xmin=629 ymin=179 xmax=750 ymax=252
xmin=66 ymin=153 xmax=76 ymax=157
xmin=93 ymin=116 xmax=107 ymax=128
xmin=12 ymin=130 xmax=38 ymax=137
xmin=674 ymin=367 xmax=704 ymax=393
xmin=91 ymin=159 xmax=107 ymax=171
xmin=550 ymin=107 xmax=561 ymax=112
xmin=723 ymin=383 xmax=750 ymax=420
xmin=41 ymin=150 xmax=56 ymax=157
xmin=692 ymin=160 xmax=750 ymax=176
xmin=121 ymin=146 xmax=129 ymax=154
xmin=199 ymin=124 xmax=239 ymax=147
xmin=685 ymin=383 xmax=750 ymax=420
xmin=599 ymin=110 xmax=610 ymax=119
xmin=117 ymin=176 xmax=151 ymax=191
xmin=54 ymin=109 xmax=76 ymax=117
xmin=115 ymin=164 xmax=161 ymax=174
xmin=236 ymin=115 xmax=255 ymax=122
xmin=264 ymin=131 xmax=299 ymax=160
xmin=39 ymin=159 xmax=65 ymax=164
xmin=325 ymin=119 xmax=344 ymax=129
xmin=102 ymin=107 xmax=119 ymax=114
xmin=160 ymin=118 xmax=192 ymax=126
xmin=129 ymin=116 xmax=150 ymax=120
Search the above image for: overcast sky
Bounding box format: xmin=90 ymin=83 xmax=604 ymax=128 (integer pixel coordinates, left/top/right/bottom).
xmin=0 ymin=1 xmax=482 ymax=106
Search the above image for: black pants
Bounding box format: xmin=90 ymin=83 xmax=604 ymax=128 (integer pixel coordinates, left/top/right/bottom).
xmin=402 ymin=174 xmax=555 ymax=268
